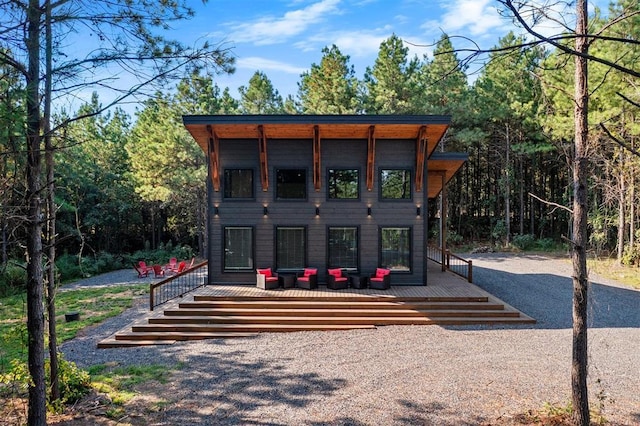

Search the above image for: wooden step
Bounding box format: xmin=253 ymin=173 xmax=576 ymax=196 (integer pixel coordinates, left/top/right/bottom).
xmin=149 ymin=311 xmax=521 ymax=326
xmin=114 ymin=331 xmax=259 ymax=341
xmin=193 ymin=295 xmax=489 ymax=303
xmin=177 ymin=301 xmax=504 ymax=311
xmin=99 ymin=291 xmax=535 ymax=347
xmin=97 ymin=337 xmax=177 ymax=348
xmin=157 ymin=309 xmax=520 ymax=322
xmin=130 ymin=323 xmax=377 ymax=334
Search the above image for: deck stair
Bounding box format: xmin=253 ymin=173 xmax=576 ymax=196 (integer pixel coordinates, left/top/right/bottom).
xmin=98 ymin=293 xmax=535 ymax=348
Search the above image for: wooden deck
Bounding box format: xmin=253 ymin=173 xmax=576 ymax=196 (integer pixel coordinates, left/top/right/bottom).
xmin=97 ymin=260 xmax=535 ymax=348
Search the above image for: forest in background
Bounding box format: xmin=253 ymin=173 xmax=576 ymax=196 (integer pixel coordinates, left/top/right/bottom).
xmin=1 ymin=1 xmax=639 ymax=285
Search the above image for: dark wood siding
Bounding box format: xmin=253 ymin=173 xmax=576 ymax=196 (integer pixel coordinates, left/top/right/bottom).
xmin=209 ymin=137 xmax=426 ymax=285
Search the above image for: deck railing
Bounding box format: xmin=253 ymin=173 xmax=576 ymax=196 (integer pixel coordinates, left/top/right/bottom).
xmin=427 ymin=246 xmax=473 ymax=283
xmin=149 ymin=260 xmax=208 ymax=310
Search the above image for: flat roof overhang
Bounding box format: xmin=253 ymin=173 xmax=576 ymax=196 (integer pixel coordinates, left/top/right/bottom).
xmin=182 ymin=114 xmax=466 ymax=195
xmin=183 ymin=114 xmax=451 ymax=157
xmin=427 ymin=152 xmax=468 ymax=199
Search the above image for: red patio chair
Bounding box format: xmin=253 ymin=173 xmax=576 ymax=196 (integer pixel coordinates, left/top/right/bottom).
xmin=326 ymin=268 xmax=348 ymax=290
xmin=152 ymin=264 xmax=165 ymax=278
xmin=170 ymin=261 xmax=186 ymax=274
xmin=369 ymin=267 xmax=391 ymax=290
xmin=167 ymin=257 xmax=177 ymax=270
xmin=256 ymin=267 xmax=279 ymax=290
xmin=138 ymin=260 xmax=152 ymax=274
xmin=133 ymin=263 xmax=149 ymax=278
xmin=296 ymin=267 xmax=318 ymax=290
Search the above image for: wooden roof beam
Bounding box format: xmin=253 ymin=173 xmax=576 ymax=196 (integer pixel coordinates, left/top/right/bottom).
xmin=206 ymin=125 xmax=220 ymax=192
xmin=313 ymin=125 xmax=321 ymax=191
xmin=258 ymin=125 xmax=269 ymax=191
xmin=415 ymin=125 xmax=427 ymax=192
xmin=366 ymin=125 xmax=376 ymax=191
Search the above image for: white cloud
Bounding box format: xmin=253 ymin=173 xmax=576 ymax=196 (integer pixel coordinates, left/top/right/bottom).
xmin=236 ymin=57 xmax=307 ymax=75
xmin=435 ymin=0 xmax=504 ymax=36
xmin=225 ymin=0 xmax=342 ymax=46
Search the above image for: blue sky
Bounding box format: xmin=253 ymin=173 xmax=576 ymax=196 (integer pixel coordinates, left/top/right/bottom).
xmin=72 ymin=0 xmax=611 ymax=113
xmin=177 ymin=0 xmax=515 ymax=99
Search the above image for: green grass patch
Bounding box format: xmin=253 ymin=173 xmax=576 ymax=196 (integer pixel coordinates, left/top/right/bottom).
xmin=587 ymin=257 xmax=640 ymax=289
xmin=0 ymin=284 xmax=148 ymax=370
xmin=89 ymin=363 xmax=174 ymax=410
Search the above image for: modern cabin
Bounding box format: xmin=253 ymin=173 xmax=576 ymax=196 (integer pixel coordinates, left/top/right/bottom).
xmin=182 ymin=115 xmax=467 ymax=286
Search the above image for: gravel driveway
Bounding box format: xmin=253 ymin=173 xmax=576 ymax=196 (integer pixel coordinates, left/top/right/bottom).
xmin=60 ymin=254 xmax=640 ymax=425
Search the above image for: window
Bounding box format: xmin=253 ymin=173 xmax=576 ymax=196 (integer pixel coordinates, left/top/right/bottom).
xmin=223 ymin=227 xmax=254 ymax=271
xmin=276 ymin=226 xmax=306 ymax=270
xmin=224 ymin=169 xmax=253 ymax=199
xmin=276 ymin=169 xmax=306 ymax=200
xmin=328 ymin=227 xmax=358 ymax=269
xmin=328 ymin=169 xmax=359 ymax=199
xmin=380 ymin=227 xmax=411 ymax=272
xmin=380 ymin=169 xmax=412 ymax=200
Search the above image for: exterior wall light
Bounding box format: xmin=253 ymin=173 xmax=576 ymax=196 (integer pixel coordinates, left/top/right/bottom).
xmin=263 ymin=206 xmax=268 ymax=216
xmin=367 ymin=207 xmax=372 ymax=216
xmin=315 ymin=207 xmax=320 ymax=216
xmin=214 ymin=206 xmax=220 ymax=216
xmin=416 ymin=206 xmax=421 ymax=217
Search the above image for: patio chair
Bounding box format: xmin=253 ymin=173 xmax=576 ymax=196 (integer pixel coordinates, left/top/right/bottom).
xmin=167 ymin=257 xmax=177 ymax=271
xmin=133 ymin=263 xmax=149 ymax=278
xmin=296 ymin=267 xmax=318 ymax=290
xmin=138 ymin=260 xmax=152 ymax=275
xmin=369 ymin=268 xmax=391 ymax=290
xmin=326 ymin=268 xmax=348 ymax=290
xmin=170 ymin=261 xmax=187 ymax=274
xmin=256 ymin=267 xmax=279 ymax=290
xmin=152 ymin=264 xmax=165 ymax=278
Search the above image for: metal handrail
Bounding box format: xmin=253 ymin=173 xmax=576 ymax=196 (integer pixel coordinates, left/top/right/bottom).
xmin=150 ymin=260 xmax=208 ymax=310
xmin=427 ymin=245 xmax=473 ymax=283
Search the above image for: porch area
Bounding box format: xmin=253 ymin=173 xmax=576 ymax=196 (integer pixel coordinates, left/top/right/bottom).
xmin=98 ymin=259 xmax=535 ymax=348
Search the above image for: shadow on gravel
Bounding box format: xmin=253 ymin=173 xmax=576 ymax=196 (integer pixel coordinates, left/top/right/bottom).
xmin=470 ymin=263 xmax=640 ymax=330
xmin=394 ymin=400 xmax=488 ymax=425
xmin=157 ymin=346 xmax=347 ymax=425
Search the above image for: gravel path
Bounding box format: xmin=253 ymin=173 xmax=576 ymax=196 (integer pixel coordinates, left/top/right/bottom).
xmin=60 ymin=255 xmax=640 ymax=425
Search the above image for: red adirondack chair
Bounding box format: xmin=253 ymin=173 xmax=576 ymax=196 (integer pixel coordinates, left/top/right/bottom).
xmin=170 ymin=261 xmax=186 ymax=274
xmin=138 ymin=260 xmax=152 ymax=274
xmin=133 ymin=263 xmax=149 ymax=278
xmin=167 ymin=257 xmax=177 ymax=271
xmin=152 ymin=264 xmax=165 ymax=278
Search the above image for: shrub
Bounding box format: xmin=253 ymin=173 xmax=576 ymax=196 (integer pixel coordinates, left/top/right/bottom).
xmin=621 ymin=244 xmax=640 ymax=267
xmin=0 ymin=354 xmax=90 ymax=407
xmin=512 ymin=234 xmax=535 ymax=250
xmin=55 ymin=253 xmax=82 ymax=282
xmin=0 ymin=263 xmax=27 ymax=297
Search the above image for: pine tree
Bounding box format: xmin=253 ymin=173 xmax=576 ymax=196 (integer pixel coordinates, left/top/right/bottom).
xmin=297 ymin=45 xmax=361 ymax=114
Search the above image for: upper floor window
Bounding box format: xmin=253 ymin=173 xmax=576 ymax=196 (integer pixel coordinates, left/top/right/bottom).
xmin=276 ymin=169 xmax=306 ymax=200
xmin=224 ymin=169 xmax=254 ymax=199
xmin=380 ymin=169 xmax=412 ymax=200
xmin=328 ymin=169 xmax=359 ymax=199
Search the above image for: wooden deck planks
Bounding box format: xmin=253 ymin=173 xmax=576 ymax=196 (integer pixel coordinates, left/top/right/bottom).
xmin=97 ymin=262 xmax=535 ymax=348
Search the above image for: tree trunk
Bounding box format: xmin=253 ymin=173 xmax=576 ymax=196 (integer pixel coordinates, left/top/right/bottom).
xmin=44 ymin=0 xmax=60 ymax=403
xmin=617 ymin=171 xmax=625 ymax=263
xmin=519 ymin=154 xmax=524 ymax=236
xmin=571 ymin=1 xmax=590 ymax=424
xmin=26 ymin=1 xmax=47 ymax=424
xmin=630 ymin=182 xmax=635 ymax=250
xmin=505 ymin=122 xmax=511 ymax=245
